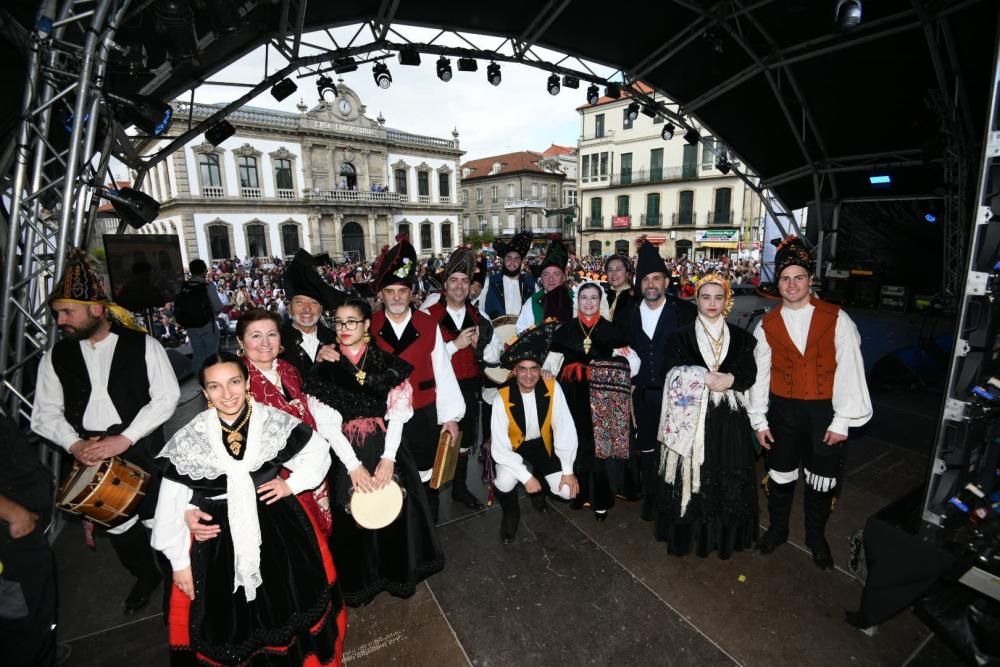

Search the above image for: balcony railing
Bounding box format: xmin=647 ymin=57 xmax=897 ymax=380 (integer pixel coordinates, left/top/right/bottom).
xmin=306 ymin=190 xmax=407 ymax=205
xmin=202 ymin=186 xmax=224 ymax=198
xmin=418 ymin=194 xmax=431 ymax=204
xmin=439 ymin=195 xmax=451 ymax=203
xmin=609 ymin=166 xmax=686 ymax=186
xmin=707 ymin=210 xmax=735 ymax=225
xmin=584 ymin=216 xmax=605 ymax=228
xmin=276 ymin=188 xmax=295 ymax=200
xmin=641 ymin=212 xmax=663 ymax=227
xmin=672 ymin=211 xmax=697 ymax=226
xmin=241 ymin=187 xmax=262 ymax=199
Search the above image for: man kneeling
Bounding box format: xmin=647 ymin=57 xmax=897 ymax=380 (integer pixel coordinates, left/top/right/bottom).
xmin=489 ymin=323 xmax=579 ymax=544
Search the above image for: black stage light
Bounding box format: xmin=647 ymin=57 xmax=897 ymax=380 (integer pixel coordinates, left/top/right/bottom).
xmin=333 ymin=58 xmax=358 ymax=74
xmin=716 ymin=156 xmax=731 ymax=175
xmin=661 ymin=122 xmax=676 ymax=140
xmin=270 ymin=78 xmax=297 ymax=101
xmin=398 ymin=48 xmax=421 ymax=66
xmin=205 ymin=120 xmax=236 ymax=147
xmin=684 ymin=128 xmax=700 ymax=145
xmin=641 ymin=103 xmax=658 ymax=118
xmin=586 ymin=84 xmax=600 ymax=105
xmin=487 ymin=62 xmax=501 ymax=86
xmin=104 ymin=92 xmax=173 ymax=136
xmin=835 ymin=0 xmax=862 ymax=29
xmin=154 ymin=0 xmax=198 ymax=61
xmin=605 ymin=83 xmax=621 ymax=99
xmin=373 ymin=62 xmax=392 ymax=89
xmin=316 ymin=74 xmax=337 ymax=102
xmin=458 ymin=57 xmax=478 ymax=72
xmin=562 ymin=75 xmax=580 ymax=89
xmin=626 ymin=102 xmax=639 ymax=121
xmin=437 ymin=56 xmax=453 ymax=82
xmin=547 ymin=73 xmax=560 ymax=96
xmin=100 ymin=186 xmax=160 ymax=229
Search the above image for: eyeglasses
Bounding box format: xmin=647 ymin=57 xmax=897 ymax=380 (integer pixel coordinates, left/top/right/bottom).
xmin=332 ymin=319 xmax=364 ymax=331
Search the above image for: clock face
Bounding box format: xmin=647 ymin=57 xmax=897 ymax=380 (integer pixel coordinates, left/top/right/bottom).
xmin=337 ymin=97 xmax=352 ymax=115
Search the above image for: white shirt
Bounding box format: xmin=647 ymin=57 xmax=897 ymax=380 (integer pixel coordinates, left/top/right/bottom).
xmin=386 ymin=310 xmax=465 ymax=424
xmin=32 ymin=332 xmax=181 ymax=450
xmin=515 ymin=294 xmax=538 ymax=334
xmin=640 ymin=300 xmax=664 ymax=340
xmin=297 ymin=329 xmax=320 ymax=361
xmin=747 ymin=302 xmax=873 ymax=436
xmin=489 ymin=382 xmax=577 ymax=484
xmin=502 ymin=275 xmax=523 ymax=316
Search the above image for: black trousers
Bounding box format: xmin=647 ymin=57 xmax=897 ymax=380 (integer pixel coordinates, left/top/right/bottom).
xmin=456 ymin=378 xmax=481 ymax=452
xmin=0 ymin=529 xmax=57 ymax=667
xmin=403 ymin=404 xmax=440 ymax=472
xmin=766 ymin=395 xmax=845 ymax=487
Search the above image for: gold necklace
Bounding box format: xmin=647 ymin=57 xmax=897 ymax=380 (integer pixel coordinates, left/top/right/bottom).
xmin=698 ymin=317 xmax=725 ymax=371
xmin=345 ymin=345 xmax=369 ymax=385
xmin=219 ymin=399 xmax=253 ymax=455
xmin=579 ymin=318 xmax=599 ymax=354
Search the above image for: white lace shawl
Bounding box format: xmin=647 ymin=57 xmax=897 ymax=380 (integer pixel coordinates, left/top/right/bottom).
xmin=157 ymin=402 xmax=301 ymax=601
xmin=657 ymin=365 xmax=709 ymax=516
xmin=695 ymin=318 xmax=750 ymax=411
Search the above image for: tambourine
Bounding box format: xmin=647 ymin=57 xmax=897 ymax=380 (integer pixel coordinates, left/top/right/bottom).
xmin=347 ymin=478 xmax=406 ymax=530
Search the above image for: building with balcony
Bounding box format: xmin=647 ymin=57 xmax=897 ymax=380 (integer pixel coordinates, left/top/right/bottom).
xmin=129 ymin=83 xmax=464 ymax=265
xmin=576 ymin=83 xmax=763 ymax=259
xmin=459 ymin=149 xmax=571 ymax=246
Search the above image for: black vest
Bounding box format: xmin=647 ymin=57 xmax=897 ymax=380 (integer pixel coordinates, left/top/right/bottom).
xmin=629 ymin=298 xmax=697 ymax=390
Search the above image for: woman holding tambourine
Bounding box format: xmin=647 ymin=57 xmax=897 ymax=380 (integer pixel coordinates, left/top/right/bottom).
xmin=303 ymin=297 xmax=445 ymax=607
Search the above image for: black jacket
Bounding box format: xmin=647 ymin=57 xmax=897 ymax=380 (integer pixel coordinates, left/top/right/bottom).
xmin=628 ymin=296 xmax=698 ymax=391
xmin=279 ymin=321 xmax=337 ymax=378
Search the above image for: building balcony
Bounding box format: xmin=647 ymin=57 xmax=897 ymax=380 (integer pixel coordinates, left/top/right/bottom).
xmin=707 ymin=210 xmax=735 ymax=225
xmin=608 ymin=166 xmax=693 ymax=187
xmin=641 ymin=212 xmax=663 ymax=227
xmin=584 ymin=216 xmax=605 ymax=229
xmin=276 ymin=188 xmax=295 ymax=200
xmin=305 ymin=190 xmax=408 ymax=206
xmin=202 ymin=186 xmax=224 ymax=198
xmin=418 ymin=194 xmax=431 ymax=204
xmin=672 ymin=211 xmax=698 ymax=226
xmin=439 ymin=195 xmax=451 ymax=204
xmin=241 ymin=187 xmax=262 ymax=199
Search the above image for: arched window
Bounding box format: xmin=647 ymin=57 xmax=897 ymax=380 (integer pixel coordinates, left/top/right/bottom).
xmin=208 ymin=224 xmax=230 ymax=259
xmin=281 ymin=223 xmax=300 ymax=256
xmin=614 ymin=240 xmax=629 ymax=255
xmin=398 ymin=222 xmax=411 ymax=239
xmin=441 ymin=223 xmax=453 ymax=250
xmin=246 ymin=223 xmax=267 ymax=257
xmin=588 ymin=240 xmax=602 ymax=257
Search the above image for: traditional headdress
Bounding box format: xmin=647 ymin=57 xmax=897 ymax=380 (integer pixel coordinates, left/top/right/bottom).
xmin=424 ymin=270 xmax=445 ymax=293
xmin=444 ymin=246 xmax=476 ymax=279
xmin=499 ymin=320 xmax=558 ymax=368
xmin=494 ymin=230 xmax=533 ymax=259
xmin=634 ymin=239 xmax=667 ymax=288
xmin=48 ymin=248 xmax=145 ymax=331
xmin=693 ymin=273 xmax=735 ymax=316
xmin=534 ymin=238 xmax=568 ymax=276
xmin=772 ymin=235 xmax=813 ymax=278
xmin=573 ymin=280 xmax=611 ymax=320
xmin=282 ymin=249 xmax=346 ymax=310
xmin=371 ymin=234 xmax=417 ymax=292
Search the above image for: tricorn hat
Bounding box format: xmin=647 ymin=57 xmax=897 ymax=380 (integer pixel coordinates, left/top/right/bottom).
xmin=372 ymin=234 xmax=417 ymax=292
xmin=494 ymin=230 xmax=533 ymax=259
xmin=499 ymin=320 xmax=559 ymax=369
xmin=283 ymin=249 xmax=346 ymax=311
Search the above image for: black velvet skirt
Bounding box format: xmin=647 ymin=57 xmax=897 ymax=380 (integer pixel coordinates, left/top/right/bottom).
xmin=328 ymin=420 xmax=445 ymax=607
xmin=168 ymin=495 xmax=346 ymax=666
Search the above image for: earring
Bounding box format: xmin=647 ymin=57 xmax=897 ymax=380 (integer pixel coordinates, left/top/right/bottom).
xmin=363 ymin=332 xmax=371 ymax=344
xmin=206 ymin=399 xmax=214 ymax=408
xmin=278 ymin=345 xmax=285 ymax=354
xmin=335 ymin=334 xmax=342 ymax=344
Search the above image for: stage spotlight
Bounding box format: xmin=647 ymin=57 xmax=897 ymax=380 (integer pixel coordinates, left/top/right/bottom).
xmin=373 ymin=62 xmax=392 ymax=89
xmin=835 ymin=0 xmax=862 ymax=29
xmin=155 ymin=0 xmax=198 ymax=61
xmin=487 ymin=62 xmax=501 ymax=86
xmin=104 ymin=92 xmax=173 ymax=136
xmin=626 ymin=102 xmax=639 ymax=121
xmin=641 ymin=103 xmax=658 ymax=118
xmin=684 ymin=128 xmax=700 ymax=145
xmin=605 ymin=83 xmax=621 ymax=99
xmin=869 ymin=173 xmax=892 ymax=186
xmin=205 ymin=120 xmax=235 ymax=147
xmin=586 ymin=84 xmax=600 ymax=105
xmin=398 ymin=48 xmax=421 ymax=66
xmin=333 ymin=58 xmax=358 ymax=74
xmin=547 ymin=74 xmax=561 ymax=96
xmin=562 ymin=75 xmax=580 ymax=89
xmin=458 ymin=57 xmax=478 ymax=72
xmin=99 ymin=186 xmax=160 ymax=229
xmin=316 ymin=74 xmax=337 ymax=102
xmin=270 ymin=78 xmax=297 ymax=101
xmin=716 ymin=156 xmax=731 ymax=175
xmin=437 ymin=56 xmax=453 ymax=81
xmin=924 ymin=212 xmax=937 ymax=224
xmin=661 ymin=122 xmax=676 ymax=140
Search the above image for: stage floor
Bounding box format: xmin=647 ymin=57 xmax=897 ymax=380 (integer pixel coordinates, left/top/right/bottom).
xmin=52 ymin=298 xmax=963 ymax=665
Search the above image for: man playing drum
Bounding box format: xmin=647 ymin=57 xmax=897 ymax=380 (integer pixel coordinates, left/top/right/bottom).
xmin=31 ymin=249 xmax=180 ymax=613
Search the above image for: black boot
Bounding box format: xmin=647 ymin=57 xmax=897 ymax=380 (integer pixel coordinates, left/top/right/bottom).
xmin=639 ymin=450 xmax=659 ymax=521
xmin=451 ymin=452 xmax=485 ymax=510
xmin=804 ymin=486 xmax=836 ymax=570
xmin=757 ymin=479 xmax=795 ymax=555
xmin=424 ymin=483 xmax=441 ymax=524
xmin=495 ymin=488 xmax=520 ymax=544
xmin=108 ymin=522 xmax=163 ymax=614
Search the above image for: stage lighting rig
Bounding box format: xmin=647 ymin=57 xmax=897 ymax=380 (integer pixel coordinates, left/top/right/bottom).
xmin=96 ymin=185 xmax=161 ymax=229
xmin=605 ymin=83 xmax=621 ymax=99
xmin=684 ymin=128 xmax=700 ymax=145
xmin=458 ymin=57 xmax=478 ymax=72
xmin=373 ymin=62 xmax=392 ymax=89
xmin=154 ymin=0 xmax=198 ymax=62
xmin=104 ymin=92 xmax=173 ymax=136
xmin=626 ymin=102 xmax=639 ymax=121
xmin=547 ymin=74 xmax=561 ymax=96
xmin=333 ymin=58 xmax=359 ymax=74
xmin=562 ymin=75 xmax=580 ymax=89
xmin=716 ymin=156 xmax=732 ymax=175
xmin=835 ymin=0 xmax=862 ymax=29
xmin=586 ymin=84 xmax=600 ymax=105
xmin=437 ymin=57 xmax=453 ymax=81
xmin=270 ymin=78 xmax=297 ymax=101
xmin=398 ymin=48 xmax=421 ymax=66
xmin=487 ymin=62 xmax=501 ymax=86
xmin=316 ymin=74 xmax=337 ymax=102
xmin=661 ymin=122 xmax=676 ymax=140
xmin=205 ymin=120 xmax=235 ymax=146
xmin=641 ymin=103 xmax=658 ymax=118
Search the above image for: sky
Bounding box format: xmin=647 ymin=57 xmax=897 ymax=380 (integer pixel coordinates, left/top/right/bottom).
xmin=178 ymin=23 xmax=617 ymax=162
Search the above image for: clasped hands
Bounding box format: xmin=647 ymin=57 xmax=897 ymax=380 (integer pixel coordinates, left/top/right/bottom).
xmin=69 ymin=434 xmax=132 ymax=466
xmin=183 ymin=477 xmax=292 ymax=542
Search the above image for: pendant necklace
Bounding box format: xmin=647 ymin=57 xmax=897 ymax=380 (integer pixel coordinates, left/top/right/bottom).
xmin=579 ymin=318 xmax=599 ymax=354
xmin=219 ymin=400 xmax=253 ymax=455
xmin=698 ymin=316 xmax=725 ymax=372
xmin=346 ymin=345 xmax=369 ymax=385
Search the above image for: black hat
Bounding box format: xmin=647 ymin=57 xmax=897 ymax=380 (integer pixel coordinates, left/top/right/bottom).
xmin=499 ymin=321 xmax=558 ymax=368
xmin=424 ymin=270 xmax=444 ymax=292
xmin=444 ymin=246 xmax=476 ymax=279
xmin=534 ymin=239 xmax=568 ymax=276
xmin=633 ymin=239 xmax=667 ymax=288
xmin=372 ymin=234 xmax=417 ymax=292
xmin=472 ymin=256 xmax=487 ymax=286
xmin=283 ymin=249 xmax=346 ymax=310
xmin=772 ymin=236 xmax=813 ymax=277
xmin=494 ymin=231 xmax=532 ymax=259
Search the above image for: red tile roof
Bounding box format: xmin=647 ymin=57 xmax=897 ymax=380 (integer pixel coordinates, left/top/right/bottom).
xmin=461 ymin=150 xmax=564 ymax=181
xmin=541 ymin=143 xmax=575 ymax=157
xmin=576 ymin=81 xmax=655 ymax=110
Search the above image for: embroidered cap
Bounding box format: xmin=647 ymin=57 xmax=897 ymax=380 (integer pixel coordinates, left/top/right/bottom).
xmin=773 ymin=235 xmax=813 ymax=277
xmin=444 ymin=246 xmax=476 ymax=279
xmin=49 ymin=248 xmax=108 ymax=304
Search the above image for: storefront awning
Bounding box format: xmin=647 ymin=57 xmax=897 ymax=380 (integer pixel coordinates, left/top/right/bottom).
xmin=700 ymin=242 xmax=738 ymax=249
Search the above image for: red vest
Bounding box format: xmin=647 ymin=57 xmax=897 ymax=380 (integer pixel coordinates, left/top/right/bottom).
xmin=425 ymin=301 xmax=481 ymax=381
xmin=372 ymin=309 xmax=439 ymax=409
xmin=761 ymin=298 xmax=840 ymax=400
